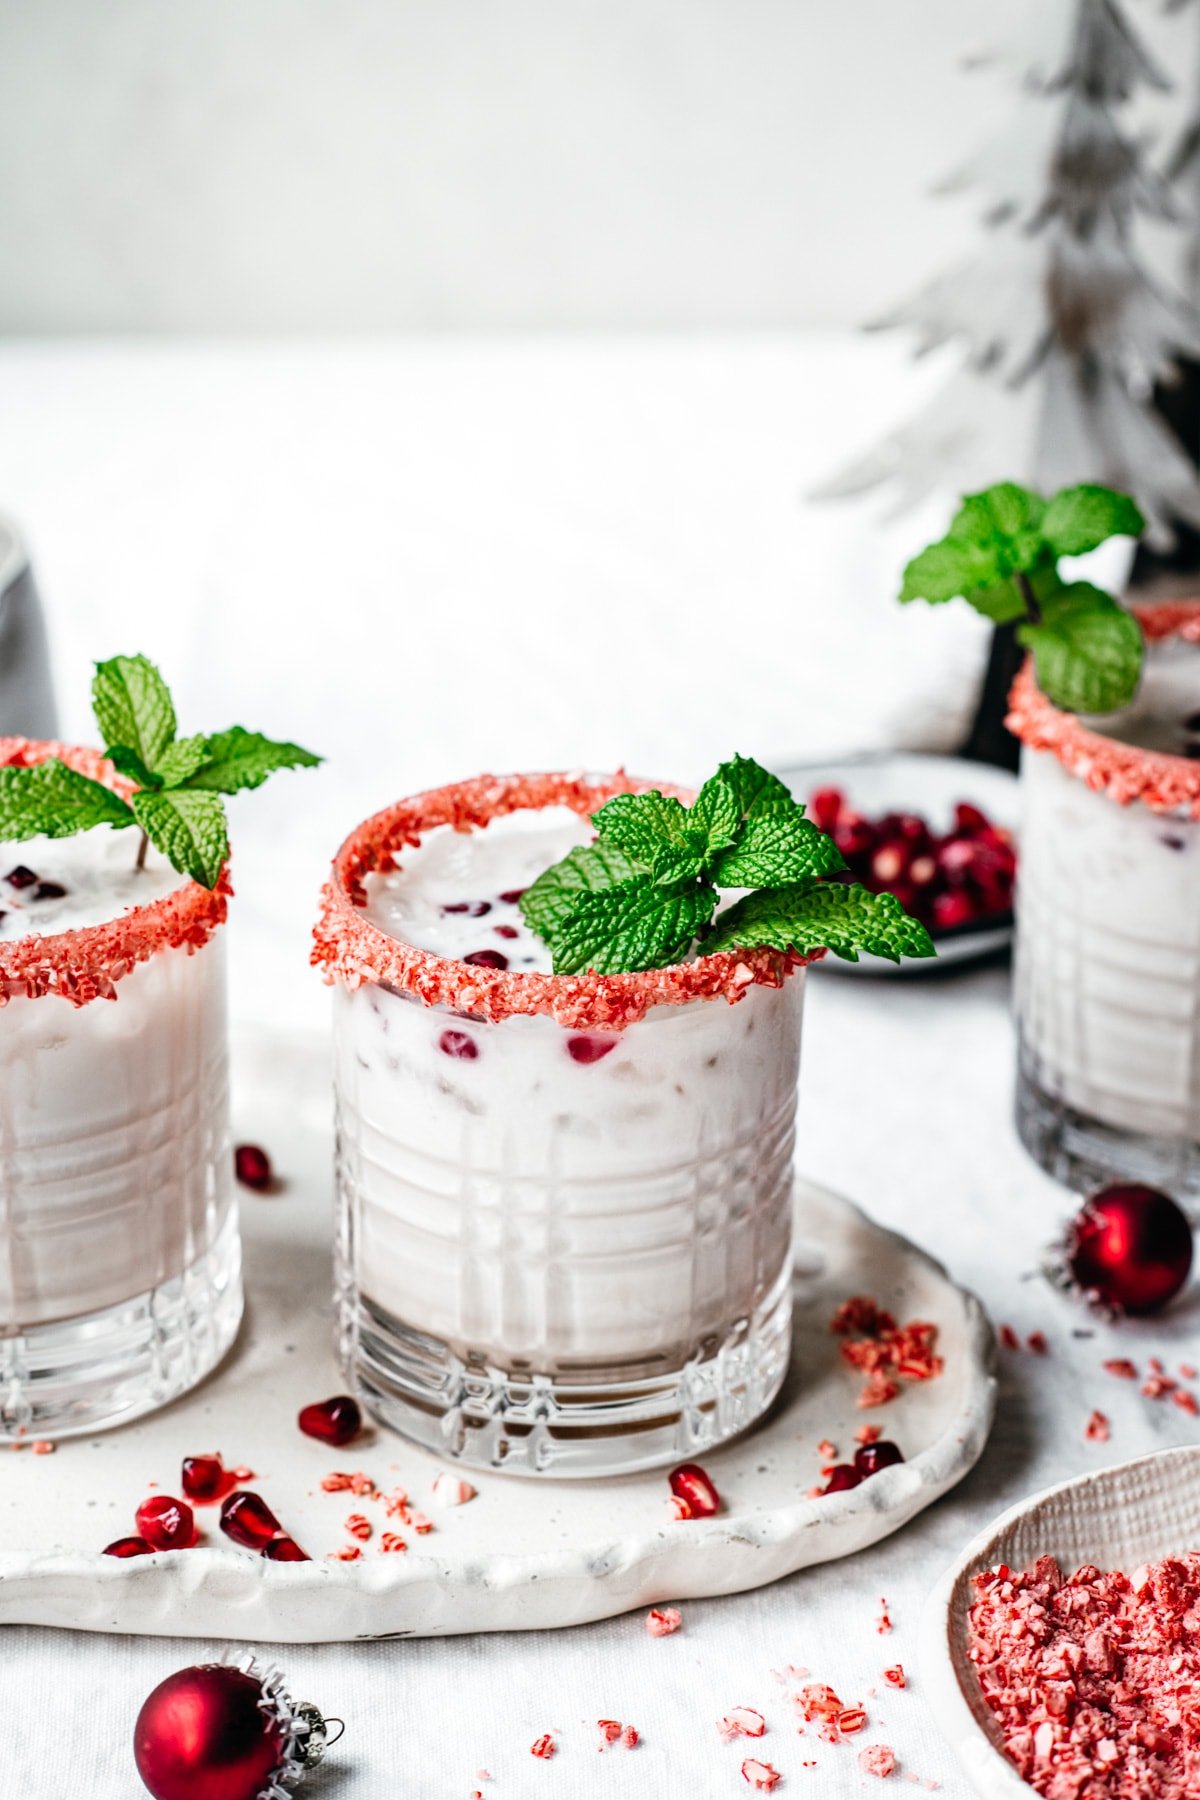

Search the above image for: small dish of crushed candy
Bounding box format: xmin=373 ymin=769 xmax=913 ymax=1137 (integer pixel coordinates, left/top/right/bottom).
xmin=920 ymin=1445 xmax=1200 ymax=1799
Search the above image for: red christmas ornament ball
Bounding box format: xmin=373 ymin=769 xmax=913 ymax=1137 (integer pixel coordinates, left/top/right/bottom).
xmin=1067 ymin=1184 xmax=1194 ymax=1316
xmin=134 ymin=1665 xmax=288 ymax=1800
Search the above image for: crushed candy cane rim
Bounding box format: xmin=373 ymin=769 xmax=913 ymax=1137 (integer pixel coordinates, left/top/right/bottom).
xmin=1006 ymin=601 xmax=1200 ymax=818
xmin=0 ymin=737 xmax=230 ymax=1008
xmin=311 ymin=769 xmax=814 ymax=1030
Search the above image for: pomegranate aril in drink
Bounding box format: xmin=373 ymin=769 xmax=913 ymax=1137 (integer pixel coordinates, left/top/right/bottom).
xmin=462 ymin=949 xmax=508 ymax=970
xmin=234 ymin=1143 xmax=272 ymax=1191
xmin=854 ymin=1440 xmax=904 ymax=1476
xmin=494 ymin=924 xmax=519 ymax=939
xmin=5 ymin=865 xmax=37 ymax=889
xmin=181 ymin=1453 xmax=229 ymax=1503
xmin=298 ymin=1394 xmax=363 ymax=1447
xmin=566 ymin=1034 xmax=618 ymax=1064
xmin=220 ymin=1489 xmax=283 ymax=1551
xmin=135 ymin=1494 xmax=198 ymax=1551
xmin=498 ymin=887 xmax=526 ymax=905
xmin=104 ymin=1535 xmax=154 ymax=1558
xmin=668 ymin=1462 xmax=720 ymax=1517
xmin=442 ymin=900 xmax=491 ymax=917
xmin=32 ymin=881 xmax=67 ymax=901
xmin=439 ymin=1029 xmax=480 ymax=1061
xmin=262 ymin=1534 xmax=311 ymax=1562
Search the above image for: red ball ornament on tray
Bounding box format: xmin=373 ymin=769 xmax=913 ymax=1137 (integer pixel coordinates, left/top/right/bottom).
xmin=1066 ymin=1184 xmax=1193 ymax=1317
xmin=134 ymin=1660 xmax=337 ymax=1800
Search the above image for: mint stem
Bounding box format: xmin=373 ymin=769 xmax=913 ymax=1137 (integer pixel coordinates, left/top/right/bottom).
xmin=136 ymin=830 xmax=149 ymax=873
xmin=1015 ymin=570 xmax=1042 ymax=626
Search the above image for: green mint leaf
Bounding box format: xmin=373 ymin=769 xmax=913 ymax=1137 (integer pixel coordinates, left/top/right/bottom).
xmin=131 ymin=789 xmax=229 ymax=888
xmin=689 ymin=774 xmax=741 ymax=854
xmin=155 ymin=734 xmax=211 ymax=789
xmin=0 ymin=760 xmax=135 ymax=840
xmin=593 ymin=791 xmax=708 ymax=877
xmin=712 ymin=810 xmax=846 ymax=889
xmin=711 ymin=755 xmax=794 ymax=821
xmin=899 ymin=535 xmax=999 ymax=606
xmin=518 ymin=839 xmax=647 ymax=940
xmin=92 ymin=655 xmax=177 ymax=771
xmin=950 ymin=482 xmax=1046 ymax=568
xmin=186 ymin=726 xmax=322 ymax=795
xmin=1041 ymin=484 xmax=1145 ymax=559
xmin=961 ymin=576 xmax=1035 ymax=625
xmin=1017 ymin=583 xmax=1144 ymax=714
xmin=106 ymin=744 xmax=159 ymax=790
xmin=550 ymin=877 xmax=717 ymax=975
xmin=702 ymin=882 xmax=936 ymax=965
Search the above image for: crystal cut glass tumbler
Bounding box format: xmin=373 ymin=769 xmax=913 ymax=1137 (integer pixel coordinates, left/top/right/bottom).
xmin=313 ymin=771 xmax=810 ymax=1477
xmin=1011 ymin=607 xmax=1200 ymax=1201
xmin=0 ymin=739 xmax=242 ymax=1440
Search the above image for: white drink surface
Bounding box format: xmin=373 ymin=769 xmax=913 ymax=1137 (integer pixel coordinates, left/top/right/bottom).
xmin=0 ymin=832 xmax=232 ymax=1335
xmin=337 ymin=810 xmax=804 ymax=1367
xmin=1016 ymin=639 xmax=1200 ymax=1141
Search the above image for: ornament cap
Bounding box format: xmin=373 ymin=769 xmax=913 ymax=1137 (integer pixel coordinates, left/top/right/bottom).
xmin=293 ymin=1704 xmax=344 ymax=1770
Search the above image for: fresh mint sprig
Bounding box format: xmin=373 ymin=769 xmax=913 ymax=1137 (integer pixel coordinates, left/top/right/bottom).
xmin=900 ymin=481 xmax=1146 ymax=713
xmin=0 ymin=653 xmax=320 ymax=887
xmin=519 ymin=755 xmax=936 ymax=975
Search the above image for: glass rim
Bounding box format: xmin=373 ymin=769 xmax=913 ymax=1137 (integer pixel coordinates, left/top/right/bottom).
xmin=1006 ymin=601 xmax=1200 ymax=818
xmin=0 ymin=736 xmax=230 ymax=1008
xmin=311 ymin=768 xmax=813 ymax=1031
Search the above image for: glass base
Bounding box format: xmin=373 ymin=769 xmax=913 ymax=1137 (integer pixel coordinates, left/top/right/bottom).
xmin=1016 ymin=1051 xmax=1200 ymax=1206
xmin=341 ymin=1263 xmax=793 ymax=1478
xmin=0 ymin=1207 xmax=243 ymax=1442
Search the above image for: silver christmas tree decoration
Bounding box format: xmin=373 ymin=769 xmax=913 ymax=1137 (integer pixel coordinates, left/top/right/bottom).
xmin=818 ymin=0 xmax=1200 ymax=550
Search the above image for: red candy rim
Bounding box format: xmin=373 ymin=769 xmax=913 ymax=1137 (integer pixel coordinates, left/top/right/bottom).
xmin=0 ymin=737 xmax=230 ymax=1009
xmin=1006 ymin=601 xmax=1200 ymax=819
xmin=311 ymin=769 xmax=814 ymax=1031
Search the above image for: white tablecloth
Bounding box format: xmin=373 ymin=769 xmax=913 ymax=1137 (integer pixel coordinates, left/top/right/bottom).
xmin=1 ymin=339 xmax=1196 ymax=1797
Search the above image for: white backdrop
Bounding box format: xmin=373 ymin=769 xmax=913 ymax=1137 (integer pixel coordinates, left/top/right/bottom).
xmin=0 ymin=0 xmax=1023 ymax=333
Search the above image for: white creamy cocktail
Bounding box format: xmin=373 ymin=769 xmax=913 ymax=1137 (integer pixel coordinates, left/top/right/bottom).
xmin=0 ymin=740 xmax=240 ymax=1440
xmin=1012 ymin=607 xmax=1200 ymax=1198
xmin=314 ymin=773 xmax=811 ymax=1477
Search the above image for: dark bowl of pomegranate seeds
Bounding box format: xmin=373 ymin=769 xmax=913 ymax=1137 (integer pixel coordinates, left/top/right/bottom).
xmin=776 ymin=753 xmax=1018 ymax=974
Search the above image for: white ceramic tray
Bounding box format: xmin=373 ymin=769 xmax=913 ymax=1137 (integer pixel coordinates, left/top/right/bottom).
xmin=0 ymin=1031 xmax=996 ymax=1644
xmin=920 ymin=1445 xmax=1200 ymax=1800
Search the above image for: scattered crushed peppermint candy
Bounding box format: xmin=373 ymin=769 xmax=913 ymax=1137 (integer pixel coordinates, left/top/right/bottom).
xmin=646 ymin=1606 xmax=682 ymax=1636
xmin=740 ymin=1758 xmax=782 ymax=1790
xmin=859 ymin=1744 xmax=897 ymax=1778
xmin=718 ymin=1707 xmax=766 ymax=1742
xmin=530 ymin=1733 xmax=557 ymax=1759
xmin=1085 ymin=1409 xmax=1111 ymax=1443
xmin=830 ymin=1296 xmax=943 ymax=1408
xmin=968 ymin=1552 xmax=1200 ymax=1800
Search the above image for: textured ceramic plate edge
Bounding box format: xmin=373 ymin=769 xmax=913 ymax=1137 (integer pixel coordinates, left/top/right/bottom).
xmin=0 ymin=1186 xmax=999 ymax=1643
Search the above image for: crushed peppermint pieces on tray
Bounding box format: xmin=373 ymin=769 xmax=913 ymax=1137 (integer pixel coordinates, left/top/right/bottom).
xmin=830 ymin=1296 xmax=943 ymax=1407
xmin=1085 ymin=1409 xmax=1112 ymax=1442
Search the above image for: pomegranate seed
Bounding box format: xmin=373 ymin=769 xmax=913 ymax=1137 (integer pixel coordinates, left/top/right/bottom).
xmin=463 ymin=949 xmax=508 ymax=969
xmin=135 ymin=1494 xmax=197 ymax=1551
xmin=439 ymin=1029 xmax=480 ymax=1060
xmin=5 ymin=865 xmax=37 ymax=889
xmin=33 ymin=880 xmax=67 ymax=901
xmin=298 ymin=1395 xmax=362 ymax=1447
xmin=220 ymin=1489 xmax=282 ymax=1551
xmin=668 ymin=1462 xmax=720 ymax=1517
xmin=442 ymin=900 xmax=491 ymax=916
xmin=494 ymin=923 xmax=519 ymax=939
xmin=181 ymin=1453 xmax=230 ymax=1503
xmin=741 ymin=1759 xmax=781 ymax=1790
xmin=908 ymin=853 xmax=937 ymax=887
xmin=807 ymin=786 xmax=844 ymax=831
xmin=1027 ymin=1330 xmax=1049 ymax=1355
xmin=234 ymin=1143 xmax=272 ymax=1191
xmin=499 ymin=888 xmax=526 ymax=905
xmin=104 ymin=1535 xmax=154 ymax=1558
xmin=931 ymin=890 xmax=976 ymax=932
xmin=822 ymin=1463 xmax=862 ymax=1493
xmin=646 ymin=1606 xmax=682 ymax=1636
xmin=953 ymin=801 xmax=991 ymax=834
xmin=566 ymin=1034 xmax=618 ymax=1064
xmin=262 ymin=1534 xmax=310 ymax=1562
xmin=854 ymin=1441 xmax=904 ymax=1477
xmin=834 ymin=815 xmax=875 ymax=861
